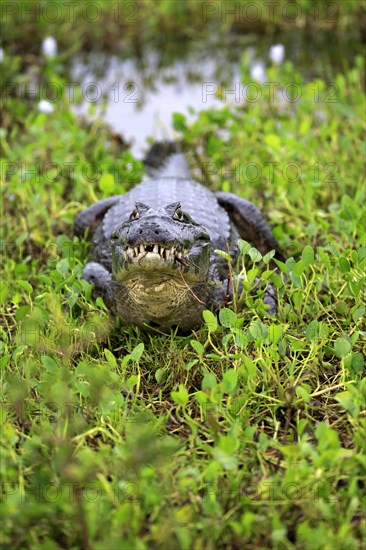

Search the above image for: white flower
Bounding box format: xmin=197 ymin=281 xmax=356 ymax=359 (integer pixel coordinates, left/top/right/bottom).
xmin=0 ymin=48 xmax=4 ymax=63
xmin=269 ymin=44 xmax=285 ymax=65
xmin=38 ymin=100 xmax=54 ymax=113
xmin=250 ymin=61 xmax=266 ymax=83
xmin=41 ymin=36 xmax=57 ymax=58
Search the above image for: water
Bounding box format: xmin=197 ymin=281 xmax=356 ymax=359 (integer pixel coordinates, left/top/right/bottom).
xmin=72 ymin=54 xmax=240 ymax=158
xmin=71 ymin=30 xmax=361 ymax=158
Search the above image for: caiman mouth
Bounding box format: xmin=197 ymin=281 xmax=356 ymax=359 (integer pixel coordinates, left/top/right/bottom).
xmin=122 ymin=242 xmax=189 ymax=265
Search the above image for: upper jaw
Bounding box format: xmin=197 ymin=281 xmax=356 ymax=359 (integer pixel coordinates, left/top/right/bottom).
xmin=122 ymin=242 xmax=190 ymax=264
xmin=113 ymin=238 xmax=211 ymax=283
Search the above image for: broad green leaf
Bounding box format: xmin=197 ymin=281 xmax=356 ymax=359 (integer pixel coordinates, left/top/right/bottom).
xmin=352 ymin=305 xmax=365 ymax=322
xmin=194 ymin=391 xmax=208 ymax=405
xmin=126 ymin=374 xmax=138 ymax=389
xmin=41 ymin=355 xmax=58 ymax=374
xmin=17 ymin=280 xmax=33 ymax=293
xmin=306 ymin=320 xmax=319 ymax=342
xmin=335 ymin=391 xmax=360 ymax=417
xmin=296 ymin=419 xmax=308 ymax=436
xmin=15 ymin=305 xmax=30 ymax=321
xmin=104 ymin=349 xmax=117 ymax=368
xmin=217 ymin=434 xmax=238 ymax=454
xmin=248 ymin=247 xmax=262 ymax=262
xmin=246 ymin=267 xmax=258 ymax=283
xmin=202 ymin=372 xmax=216 ymax=390
xmin=243 ymin=356 xmax=257 ymax=379
xmin=334 ymin=337 xmax=351 ymax=358
xmin=155 ymin=368 xmax=164 ymax=383
xmin=351 ymin=352 xmax=364 ymax=373
xmin=237 ymin=239 xmax=251 ymax=256
xmin=172 ymin=112 xmax=187 ymax=132
xmin=203 ymin=310 xmax=218 ymax=332
xmin=171 ymin=384 xmax=189 ymax=406
xmin=293 ymin=259 xmax=306 ymax=277
xmin=222 ymin=369 xmax=238 ymax=393
xmin=274 ymin=259 xmax=287 ymax=273
xmin=263 ymin=250 xmax=275 ymax=264
xmin=219 ymin=308 xmax=237 ymax=328
xmin=296 ymin=386 xmax=311 ymax=403
xmin=249 ymin=321 xmax=265 ymax=340
xmin=302 ymin=245 xmax=314 ymax=265
xmin=268 ymin=324 xmax=283 ymax=345
xmin=315 ymin=422 xmax=340 ymax=450
xmin=338 ymin=257 xmax=350 ymax=273
xmin=130 ymin=343 xmax=144 ymax=362
xmin=292 ymin=290 xmax=303 ymax=308
xmin=95 ymin=297 xmax=108 ymax=310
xmin=0 ymin=285 xmax=9 ymax=304
xmin=190 ymin=339 xmax=204 ymax=356
xmin=121 ymin=354 xmax=131 ymax=368
xmin=349 ymin=280 xmax=363 ymax=297
xmin=56 ymin=258 xmax=69 ymax=275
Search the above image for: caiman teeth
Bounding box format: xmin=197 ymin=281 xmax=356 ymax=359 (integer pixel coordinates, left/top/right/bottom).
xmin=123 ymin=243 xmax=189 ymax=262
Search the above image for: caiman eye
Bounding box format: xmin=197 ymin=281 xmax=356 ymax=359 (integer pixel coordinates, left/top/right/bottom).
xmin=130 ymin=208 xmax=140 ymax=221
xmin=173 ymin=207 xmax=184 ymax=221
xmin=173 ymin=207 xmax=190 ymax=223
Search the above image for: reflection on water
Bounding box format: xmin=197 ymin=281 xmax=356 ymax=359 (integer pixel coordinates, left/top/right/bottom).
xmin=71 ymin=30 xmax=361 ymax=158
xmin=74 ymin=58 xmax=243 ymax=157
xmin=72 ymin=48 xmax=242 ymax=157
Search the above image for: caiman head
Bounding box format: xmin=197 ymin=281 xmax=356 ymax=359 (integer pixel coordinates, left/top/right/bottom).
xmin=110 ymin=201 xmax=211 ymax=331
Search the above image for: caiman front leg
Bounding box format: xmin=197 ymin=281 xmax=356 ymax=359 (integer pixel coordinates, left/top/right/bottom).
xmin=83 ymin=262 xmax=115 ymax=311
xmin=245 ymin=277 xmax=277 ymax=315
xmin=74 ymin=196 xmax=122 ymax=237
xmin=215 ymin=191 xmax=284 ymax=260
xmin=213 ymin=273 xmax=277 ymax=316
xmin=214 ymin=191 xmax=284 ymax=315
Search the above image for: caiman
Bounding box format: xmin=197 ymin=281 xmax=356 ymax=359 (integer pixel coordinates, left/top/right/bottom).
xmin=75 ymin=148 xmax=283 ymax=331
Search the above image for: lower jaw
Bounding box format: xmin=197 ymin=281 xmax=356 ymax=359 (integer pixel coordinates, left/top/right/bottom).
xmin=115 ymin=262 xmax=193 ymax=281
xmin=116 ymin=288 xmax=208 ymax=332
xmin=114 ymin=272 xmax=209 ymax=328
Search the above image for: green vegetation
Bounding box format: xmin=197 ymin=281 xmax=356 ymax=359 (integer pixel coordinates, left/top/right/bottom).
xmin=1 ymin=2 xmax=365 ymax=549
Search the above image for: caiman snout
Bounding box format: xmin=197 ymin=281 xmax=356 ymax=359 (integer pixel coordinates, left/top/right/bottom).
xmin=111 ymin=202 xmax=210 ymax=250
xmin=111 ymin=202 xmax=211 ymax=276
xmin=126 ymin=215 xmax=174 ymax=245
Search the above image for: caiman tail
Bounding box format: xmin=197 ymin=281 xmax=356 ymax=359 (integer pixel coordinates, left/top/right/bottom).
xmin=143 ymin=140 xmax=190 ymax=179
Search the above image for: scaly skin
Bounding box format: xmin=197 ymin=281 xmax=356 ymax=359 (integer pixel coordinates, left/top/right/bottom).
xmin=75 ymin=152 xmax=282 ymax=331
